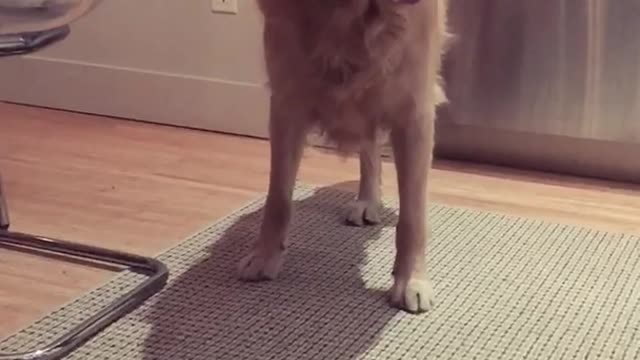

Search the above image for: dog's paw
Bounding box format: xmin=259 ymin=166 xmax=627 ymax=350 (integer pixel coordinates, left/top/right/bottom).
xmin=237 ymin=249 xmax=284 ymax=281
xmin=345 ymin=200 xmax=381 ymax=226
xmin=389 ymin=276 xmax=435 ymax=313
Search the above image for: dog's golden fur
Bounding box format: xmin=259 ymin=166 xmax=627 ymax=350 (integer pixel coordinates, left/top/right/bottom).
xmin=238 ymin=0 xmax=450 ymax=313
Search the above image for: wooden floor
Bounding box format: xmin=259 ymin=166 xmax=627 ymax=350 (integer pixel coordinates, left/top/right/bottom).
xmin=2 ymin=102 xmax=640 ymax=340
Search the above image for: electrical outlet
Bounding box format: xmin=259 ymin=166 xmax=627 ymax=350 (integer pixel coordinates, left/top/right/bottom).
xmin=211 ymin=0 xmax=238 ymax=14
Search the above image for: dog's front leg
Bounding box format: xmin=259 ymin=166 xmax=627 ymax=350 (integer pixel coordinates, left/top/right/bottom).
xmin=388 ymin=109 xmax=435 ymax=313
xmin=238 ymin=97 xmax=307 ymax=281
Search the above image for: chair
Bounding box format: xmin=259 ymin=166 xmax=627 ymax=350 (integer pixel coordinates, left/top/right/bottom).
xmin=0 ymin=2 xmax=168 ymax=358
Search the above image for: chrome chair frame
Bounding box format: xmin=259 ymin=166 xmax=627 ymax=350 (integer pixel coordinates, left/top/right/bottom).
xmin=0 ymin=18 xmax=169 ymax=360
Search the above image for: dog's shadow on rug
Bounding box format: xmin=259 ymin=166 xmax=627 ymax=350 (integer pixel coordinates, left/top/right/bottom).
xmin=141 ymin=183 xmax=403 ymax=360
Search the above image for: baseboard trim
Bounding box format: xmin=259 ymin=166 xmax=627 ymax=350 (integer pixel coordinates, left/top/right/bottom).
xmin=434 ymin=122 xmax=640 ymax=184
xmin=4 ymin=57 xmax=637 ymax=183
xmin=0 ymin=56 xmax=270 ymax=138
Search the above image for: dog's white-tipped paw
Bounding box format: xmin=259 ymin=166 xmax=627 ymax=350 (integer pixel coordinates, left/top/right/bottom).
xmin=345 ymin=200 xmax=381 ymax=226
xmin=237 ymin=249 xmax=284 ymax=281
xmin=389 ymin=276 xmax=435 ymax=313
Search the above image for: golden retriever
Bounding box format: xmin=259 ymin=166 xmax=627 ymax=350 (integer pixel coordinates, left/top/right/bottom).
xmin=238 ymin=0 xmax=450 ymax=314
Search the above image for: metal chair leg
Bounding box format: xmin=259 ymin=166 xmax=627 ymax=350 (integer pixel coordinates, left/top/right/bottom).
xmin=0 ymin=176 xmax=169 ymax=360
xmin=0 ymin=175 xmax=9 ymax=230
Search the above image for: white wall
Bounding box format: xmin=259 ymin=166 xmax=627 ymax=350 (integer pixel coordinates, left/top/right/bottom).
xmin=0 ymin=0 xmax=270 ymax=138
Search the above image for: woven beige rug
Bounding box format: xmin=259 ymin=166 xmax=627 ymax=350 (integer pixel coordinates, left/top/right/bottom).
xmin=2 ymin=184 xmax=640 ymax=359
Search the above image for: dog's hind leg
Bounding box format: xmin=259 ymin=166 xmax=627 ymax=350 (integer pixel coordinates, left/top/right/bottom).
xmin=345 ymin=135 xmax=382 ymax=226
xmin=238 ymin=97 xmax=307 ymax=281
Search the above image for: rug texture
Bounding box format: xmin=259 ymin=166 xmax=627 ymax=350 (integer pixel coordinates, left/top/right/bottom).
xmin=1 ymin=184 xmax=640 ymax=359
